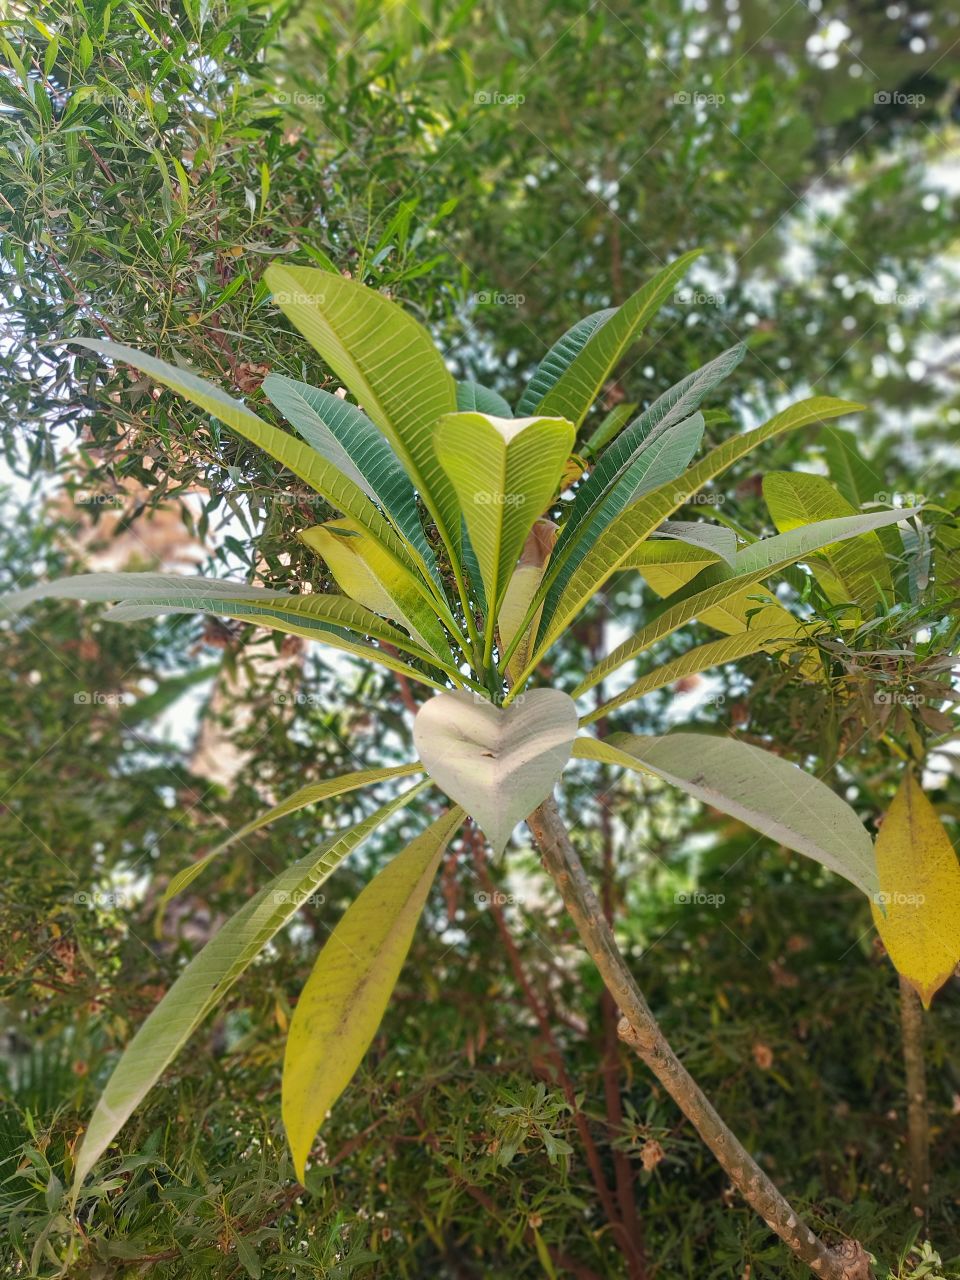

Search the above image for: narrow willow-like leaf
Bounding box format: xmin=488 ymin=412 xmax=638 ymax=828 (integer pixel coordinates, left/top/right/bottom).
xmin=535 ymin=251 xmax=702 ymax=428
xmin=68 ymin=339 xmax=428 ymax=590
xmin=456 ymin=380 xmax=513 ymax=417
xmin=262 ymin=374 xmax=440 ymax=585
xmin=283 ymin=807 xmax=463 ymax=1179
xmin=515 ymin=309 xmax=615 ymax=417
xmin=582 ymin=402 xmax=638 ymax=458
xmin=516 ymin=397 xmax=865 ymax=676
xmin=580 ymin=628 xmax=790 ymax=724
xmin=763 ymin=471 xmax=893 ymax=611
xmin=159 ymin=763 xmax=425 ymax=910
xmin=264 ymin=265 xmax=461 ymax=554
xmin=573 ymin=505 xmax=918 ymax=695
xmin=573 ymin=734 xmax=878 ymax=896
xmin=72 ymin=782 xmax=429 ymax=1192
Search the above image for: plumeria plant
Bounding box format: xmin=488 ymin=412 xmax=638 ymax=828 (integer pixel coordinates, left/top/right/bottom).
xmin=4 ymin=251 xmax=928 ymax=1279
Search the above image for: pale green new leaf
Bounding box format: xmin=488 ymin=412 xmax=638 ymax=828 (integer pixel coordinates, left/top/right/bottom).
xmin=68 ymin=339 xmax=427 ymax=588
xmin=283 ymin=807 xmax=464 ymax=1179
xmin=262 ymin=374 xmax=439 ymax=583
xmin=433 ymin=412 xmax=574 ymax=622
xmin=574 ymin=505 xmax=918 ymax=695
xmin=763 ymin=471 xmax=893 ymax=611
xmin=72 ymin=782 xmax=430 ymax=1192
xmin=515 ymin=309 xmax=615 ymax=417
xmin=456 ymin=380 xmax=513 ymax=417
xmin=535 ymin=251 xmax=702 ymax=428
xmin=580 ymin=628 xmax=790 ymax=724
xmin=573 ymin=734 xmax=878 ymax=896
xmin=159 ymin=763 xmax=425 ymax=910
xmin=520 ymin=397 xmax=864 ymax=673
xmin=264 ymin=265 xmax=460 ymax=553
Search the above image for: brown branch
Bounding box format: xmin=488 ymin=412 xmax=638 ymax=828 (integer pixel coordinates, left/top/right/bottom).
xmin=899 ymin=974 xmax=930 ymax=1212
xmin=526 ymin=795 xmax=874 ymax=1280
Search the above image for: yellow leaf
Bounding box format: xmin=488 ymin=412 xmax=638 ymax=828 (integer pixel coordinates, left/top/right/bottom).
xmin=300 ymin=519 xmax=450 ymax=662
xmin=282 ymin=809 xmax=463 ymax=1180
xmin=871 ymin=771 xmax=960 ymax=1007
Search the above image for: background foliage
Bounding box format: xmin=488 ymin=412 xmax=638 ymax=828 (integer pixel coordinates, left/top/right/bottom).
xmin=1 ymin=0 xmax=959 ymax=1276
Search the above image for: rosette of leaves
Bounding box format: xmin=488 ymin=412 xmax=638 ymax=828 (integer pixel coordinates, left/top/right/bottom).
xmin=1 ymin=251 xmax=920 ymax=1190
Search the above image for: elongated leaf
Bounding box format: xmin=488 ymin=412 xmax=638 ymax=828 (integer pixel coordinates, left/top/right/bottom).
xmin=582 ymin=402 xmax=638 ymax=458
xmin=159 ymin=764 xmax=424 ymax=910
xmin=457 ymin=380 xmax=513 ymax=417
xmin=515 ymin=310 xmax=616 ymax=417
xmin=653 ymin=519 xmax=738 ymax=566
xmin=72 ymin=782 xmax=429 ymax=1191
xmin=625 ymin=541 xmax=815 ymax=660
xmin=300 ymin=520 xmax=452 ymax=661
xmin=871 ymin=771 xmax=960 ymax=1007
xmin=530 ymin=413 xmax=706 ymax=651
xmin=433 ymin=413 xmax=574 ymax=626
xmin=573 ymin=733 xmax=878 ymax=896
xmin=574 ymin=505 xmax=918 ymax=694
xmin=0 ymin=571 xmax=450 ymax=680
xmin=68 ymin=339 xmax=425 ymax=585
xmin=820 ymin=426 xmax=903 ymax=564
xmin=283 ymin=808 xmax=463 ymax=1179
xmin=520 ymin=397 xmax=865 ymax=672
xmin=535 ymin=251 xmax=702 ymax=428
xmin=580 ymin=628 xmax=790 ymax=724
xmin=763 ymin=471 xmax=893 ymax=611
xmin=264 ymin=265 xmax=460 ymax=553
xmin=262 ymin=374 xmax=439 ymax=583
xmin=103 ymin=595 xmax=453 ymax=689
xmin=573 ymin=344 xmax=746 ymax=529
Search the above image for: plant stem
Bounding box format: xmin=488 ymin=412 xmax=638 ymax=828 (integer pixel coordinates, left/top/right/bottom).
xmin=526 ymin=795 xmax=873 ymax=1280
xmin=898 ymin=974 xmax=930 ymax=1212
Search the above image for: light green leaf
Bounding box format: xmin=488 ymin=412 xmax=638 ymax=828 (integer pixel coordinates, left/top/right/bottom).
xmin=573 ymin=734 xmax=878 ymax=896
xmin=299 ymin=520 xmax=453 ymax=662
xmin=433 ymin=412 xmax=574 ymax=652
xmin=262 ymin=374 xmax=439 ymax=584
xmin=158 ymin=763 xmax=424 ymax=911
xmin=519 ymin=397 xmax=865 ymax=674
xmin=456 ymin=380 xmax=513 ymax=417
xmin=515 ymin=309 xmax=616 ymax=418
xmin=72 ymin=782 xmax=429 ymax=1192
xmin=763 ymin=471 xmax=893 ymax=612
xmin=573 ymin=504 xmax=918 ymax=695
xmin=534 ymin=251 xmax=702 ymax=428
xmin=580 ymin=628 xmax=790 ymax=724
xmin=68 ymin=339 xmax=427 ymax=588
xmin=264 ymin=265 xmax=460 ymax=554
xmin=283 ymin=807 xmax=463 ymax=1180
